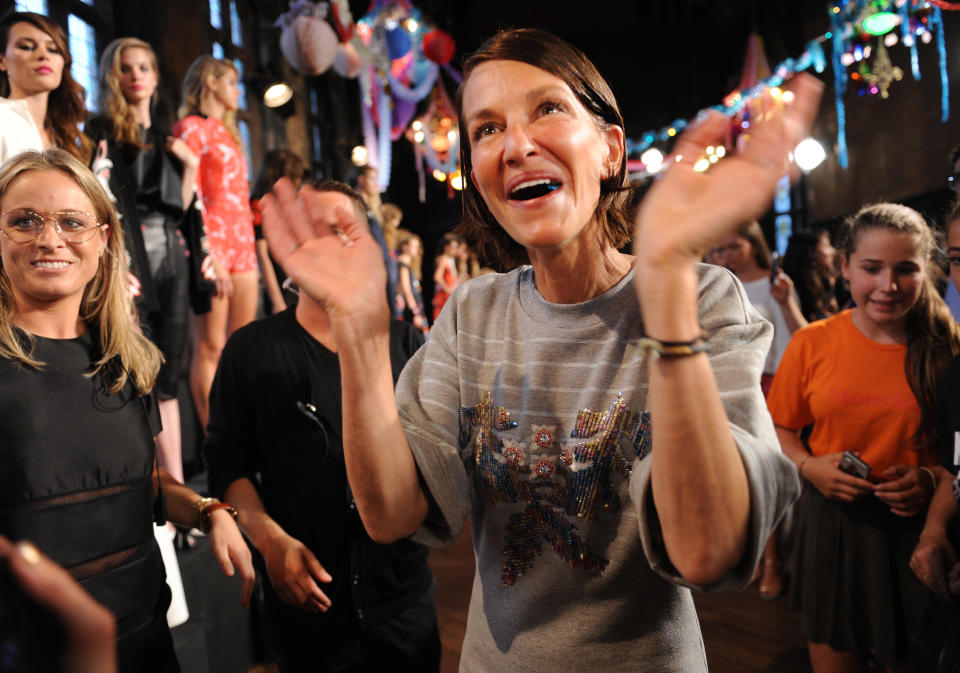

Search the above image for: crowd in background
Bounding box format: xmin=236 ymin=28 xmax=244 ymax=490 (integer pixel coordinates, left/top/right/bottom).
xmin=2 ymin=7 xmax=960 ymax=673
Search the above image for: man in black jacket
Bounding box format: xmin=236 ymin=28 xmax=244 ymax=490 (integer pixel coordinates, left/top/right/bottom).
xmin=203 ymin=180 xmax=438 ymax=673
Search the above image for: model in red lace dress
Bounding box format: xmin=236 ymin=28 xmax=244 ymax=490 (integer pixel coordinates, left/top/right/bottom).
xmin=431 ymin=233 xmax=461 ymax=321
xmin=174 ymin=56 xmax=258 ymax=429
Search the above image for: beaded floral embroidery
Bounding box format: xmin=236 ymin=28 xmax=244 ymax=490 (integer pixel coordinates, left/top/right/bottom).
xmin=459 ymin=391 xmax=652 ymax=586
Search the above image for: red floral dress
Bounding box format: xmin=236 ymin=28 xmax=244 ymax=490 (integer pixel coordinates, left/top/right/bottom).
xmin=173 ymin=115 xmax=257 ymax=273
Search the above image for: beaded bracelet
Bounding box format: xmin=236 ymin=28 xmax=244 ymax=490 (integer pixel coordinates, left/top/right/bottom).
xmin=638 ymin=335 xmax=709 ymax=359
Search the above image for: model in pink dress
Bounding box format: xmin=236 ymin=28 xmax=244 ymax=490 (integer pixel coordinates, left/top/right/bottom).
xmin=175 ymin=56 xmax=258 ymax=429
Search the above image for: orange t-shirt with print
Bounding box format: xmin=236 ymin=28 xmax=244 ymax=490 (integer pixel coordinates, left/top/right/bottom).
xmin=767 ymin=309 xmax=935 ymax=474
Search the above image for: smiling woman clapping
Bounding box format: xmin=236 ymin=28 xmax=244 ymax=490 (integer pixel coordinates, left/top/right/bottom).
xmin=261 ymin=29 xmax=822 ymax=671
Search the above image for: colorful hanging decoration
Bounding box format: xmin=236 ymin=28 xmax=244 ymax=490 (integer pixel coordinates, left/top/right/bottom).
xmin=275 ymin=1 xmax=340 ymax=75
xmin=827 ymin=0 xmax=947 ymax=167
xmin=404 ymin=80 xmax=462 ymax=201
xmin=626 ymin=0 xmax=953 ymax=173
xmin=275 ymin=0 xmax=460 ymax=190
xmin=625 ymin=36 xmax=827 ymax=167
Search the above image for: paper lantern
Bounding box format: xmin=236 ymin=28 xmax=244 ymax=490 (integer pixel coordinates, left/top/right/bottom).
xmin=279 ymin=15 xmax=339 ymax=75
xmin=422 ymin=29 xmax=455 ymax=65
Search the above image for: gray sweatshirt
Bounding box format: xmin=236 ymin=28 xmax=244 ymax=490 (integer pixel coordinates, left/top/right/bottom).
xmin=395 ymin=264 xmax=799 ymax=672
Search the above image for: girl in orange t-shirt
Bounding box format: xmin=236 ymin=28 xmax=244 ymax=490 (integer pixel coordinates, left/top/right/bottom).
xmin=767 ymin=203 xmax=960 ymax=673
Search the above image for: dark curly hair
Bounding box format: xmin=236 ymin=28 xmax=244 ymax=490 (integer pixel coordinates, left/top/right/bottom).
xmin=455 ymin=28 xmax=631 ymax=270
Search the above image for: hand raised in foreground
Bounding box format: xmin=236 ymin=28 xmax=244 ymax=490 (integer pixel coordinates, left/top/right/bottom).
xmin=633 ymin=73 xmax=823 ymax=276
xmin=0 ymin=536 xmax=117 ymax=673
xmin=260 ymin=179 xmax=388 ymax=327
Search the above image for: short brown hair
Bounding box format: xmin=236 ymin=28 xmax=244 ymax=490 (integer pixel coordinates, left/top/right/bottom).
xmin=307 ymin=179 xmax=368 ymax=224
xmin=455 ymin=28 xmax=631 ymax=271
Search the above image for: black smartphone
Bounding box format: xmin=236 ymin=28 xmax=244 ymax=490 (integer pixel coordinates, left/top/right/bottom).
xmin=0 ymin=558 xmax=65 ymax=673
xmin=838 ymin=451 xmax=871 ymax=480
xmin=769 ymin=251 xmax=780 ymax=285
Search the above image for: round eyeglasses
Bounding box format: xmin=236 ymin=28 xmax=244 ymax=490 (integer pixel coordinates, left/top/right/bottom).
xmin=0 ymin=209 xmax=103 ymax=244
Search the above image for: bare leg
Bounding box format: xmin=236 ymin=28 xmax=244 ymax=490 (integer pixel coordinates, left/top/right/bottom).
xmin=156 ymin=398 xmax=184 ymax=483
xmin=808 ymin=641 xmax=868 ymax=673
xmin=189 ymin=292 xmax=230 ymax=432
xmin=226 ymin=271 xmax=259 ymax=337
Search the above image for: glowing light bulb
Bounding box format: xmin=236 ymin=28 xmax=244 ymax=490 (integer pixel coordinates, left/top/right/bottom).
xmin=794 ymin=137 xmax=826 ymax=172
xmin=450 ymin=171 xmax=464 ymax=190
xmin=414 ymin=130 xmax=425 ymax=143
xmin=412 ymin=120 xmax=423 ymax=131
xmin=350 ymin=145 xmax=368 ymax=166
xmin=693 ymin=158 xmax=710 ymax=173
xmin=667 ymin=127 xmax=677 ymax=137
xmin=405 ymin=18 xmax=418 ymax=32
xmin=447 ymin=130 xmax=458 ymax=142
xmin=433 ymin=169 xmax=447 ymax=182
xmin=640 ymin=148 xmax=664 ymax=173
xmin=716 ymin=146 xmax=726 ymax=158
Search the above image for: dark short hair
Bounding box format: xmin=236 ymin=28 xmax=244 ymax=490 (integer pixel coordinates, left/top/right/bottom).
xmin=307 ymin=178 xmax=368 ymax=224
xmin=455 ymin=28 xmax=631 ymax=270
xmin=252 ymin=149 xmax=306 ymax=199
xmin=735 ymin=220 xmax=773 ymax=270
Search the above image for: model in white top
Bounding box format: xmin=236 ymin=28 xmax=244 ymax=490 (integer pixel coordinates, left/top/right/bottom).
xmin=0 ymin=11 xmax=90 ymax=166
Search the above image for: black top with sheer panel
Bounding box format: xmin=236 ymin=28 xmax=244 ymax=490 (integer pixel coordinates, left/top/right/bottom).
xmin=0 ymin=330 xmax=176 ymax=673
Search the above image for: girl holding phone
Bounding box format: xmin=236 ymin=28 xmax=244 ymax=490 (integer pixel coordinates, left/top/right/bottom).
xmin=767 ymin=203 xmax=960 ymax=672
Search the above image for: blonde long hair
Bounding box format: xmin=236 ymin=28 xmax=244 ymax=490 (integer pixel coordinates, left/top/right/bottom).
xmin=98 ymin=37 xmax=157 ymax=149
xmin=0 ymin=150 xmax=162 ymax=394
xmin=178 ymin=55 xmax=242 ymax=147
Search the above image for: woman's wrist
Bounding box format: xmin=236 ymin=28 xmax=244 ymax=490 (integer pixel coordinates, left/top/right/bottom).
xmin=634 ymin=267 xmax=701 ymax=341
xmin=797 ymin=454 xmax=811 ymax=479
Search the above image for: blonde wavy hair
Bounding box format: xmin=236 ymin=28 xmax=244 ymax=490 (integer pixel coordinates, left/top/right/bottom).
xmin=178 ymin=55 xmax=242 ymax=147
xmin=0 ymin=150 xmax=162 ymax=394
xmin=98 ymin=37 xmax=157 ymax=149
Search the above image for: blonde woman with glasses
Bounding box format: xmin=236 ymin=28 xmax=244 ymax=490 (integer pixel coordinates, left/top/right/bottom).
xmin=0 ymin=149 xmax=253 ymax=673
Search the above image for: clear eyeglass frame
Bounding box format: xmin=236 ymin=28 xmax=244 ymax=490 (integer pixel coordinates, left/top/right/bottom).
xmin=0 ymin=209 xmax=103 ymax=244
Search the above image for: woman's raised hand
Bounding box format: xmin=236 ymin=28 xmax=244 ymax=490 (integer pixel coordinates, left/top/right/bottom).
xmin=260 ymin=178 xmax=388 ymax=324
xmin=634 ymin=74 xmax=823 ymax=275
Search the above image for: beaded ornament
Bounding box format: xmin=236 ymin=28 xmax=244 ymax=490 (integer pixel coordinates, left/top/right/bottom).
xmin=459 ymin=391 xmax=652 ymax=586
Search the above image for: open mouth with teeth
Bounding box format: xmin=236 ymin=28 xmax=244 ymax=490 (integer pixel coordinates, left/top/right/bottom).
xmin=33 ymin=261 xmax=71 ymax=270
xmin=509 ymin=179 xmax=562 ymax=201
